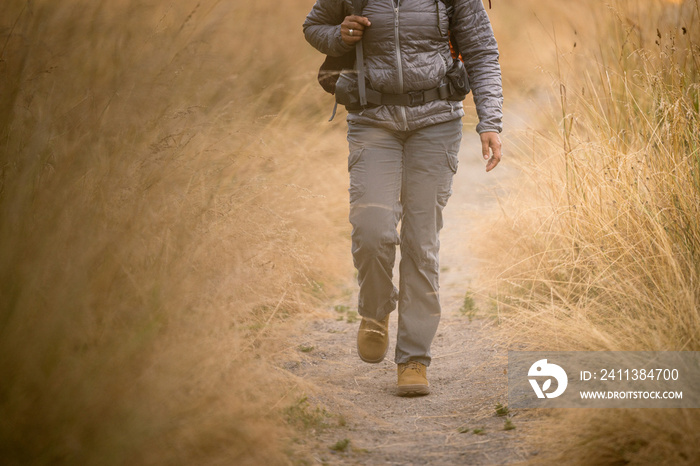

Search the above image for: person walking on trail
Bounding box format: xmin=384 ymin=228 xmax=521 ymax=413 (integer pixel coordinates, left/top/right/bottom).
xmin=303 ymin=0 xmax=503 ymax=396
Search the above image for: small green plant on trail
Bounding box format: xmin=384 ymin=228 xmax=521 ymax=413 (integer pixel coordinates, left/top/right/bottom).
xmin=284 ymin=396 xmax=330 ymax=431
xmin=504 ymin=419 xmax=516 ymax=431
xmin=459 ymin=291 xmax=477 ymax=321
xmin=333 ymin=304 xmax=358 ymax=323
xmin=495 ymin=403 xmax=510 ymax=416
xmin=458 ymin=425 xmax=487 ymax=435
xmin=330 ymin=438 xmax=350 ymax=452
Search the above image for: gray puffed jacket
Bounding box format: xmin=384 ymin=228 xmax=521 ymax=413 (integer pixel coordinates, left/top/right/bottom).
xmin=303 ymin=0 xmax=503 ymax=133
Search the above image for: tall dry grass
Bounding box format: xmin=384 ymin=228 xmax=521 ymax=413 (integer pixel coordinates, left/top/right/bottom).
xmin=5 ymin=0 xmax=698 ymax=463
xmin=478 ymin=0 xmax=700 ymax=463
xmin=0 ymin=0 xmax=350 ymax=464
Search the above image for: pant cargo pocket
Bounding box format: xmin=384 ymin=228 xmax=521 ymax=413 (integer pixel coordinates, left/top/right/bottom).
xmin=437 ymin=150 xmax=458 ymax=207
xmin=446 ymin=150 xmax=459 ymax=174
xmin=348 ymin=147 xmax=366 ymax=204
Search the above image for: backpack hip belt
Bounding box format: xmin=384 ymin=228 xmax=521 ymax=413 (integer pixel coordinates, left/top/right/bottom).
xmin=365 ymin=82 xmax=454 ymax=107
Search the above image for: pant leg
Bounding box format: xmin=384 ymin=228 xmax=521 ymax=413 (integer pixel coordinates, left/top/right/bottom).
xmin=395 ymin=118 xmax=462 ymax=367
xmin=347 ymin=122 xmax=403 ymax=321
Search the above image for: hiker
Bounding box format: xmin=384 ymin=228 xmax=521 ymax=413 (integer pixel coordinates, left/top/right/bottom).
xmin=303 ymin=0 xmax=503 ymax=396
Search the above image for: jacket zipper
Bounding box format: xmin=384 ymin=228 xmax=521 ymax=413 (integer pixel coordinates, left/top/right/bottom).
xmin=393 ymin=2 xmax=409 ymax=131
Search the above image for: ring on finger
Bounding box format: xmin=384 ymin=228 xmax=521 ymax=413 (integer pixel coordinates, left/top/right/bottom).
xmin=349 ymin=28 xmax=354 ymax=36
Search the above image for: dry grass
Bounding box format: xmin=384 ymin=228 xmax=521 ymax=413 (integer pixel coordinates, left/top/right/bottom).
xmin=4 ymin=0 xmax=698 ymax=464
xmin=0 ymin=0 xmax=350 ymax=464
xmin=477 ymin=0 xmax=700 ymax=463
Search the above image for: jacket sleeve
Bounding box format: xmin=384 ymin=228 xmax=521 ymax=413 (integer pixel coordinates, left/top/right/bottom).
xmin=303 ymin=0 xmax=355 ymax=57
xmin=451 ymin=0 xmax=503 ymax=133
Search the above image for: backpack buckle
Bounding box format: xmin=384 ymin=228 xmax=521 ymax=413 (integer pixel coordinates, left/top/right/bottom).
xmin=408 ymin=90 xmax=424 ymax=106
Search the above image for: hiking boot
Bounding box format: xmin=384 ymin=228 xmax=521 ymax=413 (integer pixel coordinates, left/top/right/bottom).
xmin=356 ymin=315 xmax=390 ymax=363
xmin=397 ymin=361 xmax=430 ymax=397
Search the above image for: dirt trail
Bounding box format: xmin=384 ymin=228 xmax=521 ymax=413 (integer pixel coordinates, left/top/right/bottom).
xmin=283 ymin=128 xmax=535 ymax=464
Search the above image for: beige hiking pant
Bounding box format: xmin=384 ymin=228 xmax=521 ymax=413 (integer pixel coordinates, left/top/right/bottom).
xmin=347 ymin=117 xmax=462 ymax=366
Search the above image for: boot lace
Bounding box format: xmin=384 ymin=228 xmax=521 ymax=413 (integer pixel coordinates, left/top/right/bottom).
xmin=400 ymin=361 xmax=423 ymax=375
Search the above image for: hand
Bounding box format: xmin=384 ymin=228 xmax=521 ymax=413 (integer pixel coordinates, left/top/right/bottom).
xmin=341 ymin=15 xmax=371 ymax=45
xmin=480 ymin=131 xmax=502 ymax=172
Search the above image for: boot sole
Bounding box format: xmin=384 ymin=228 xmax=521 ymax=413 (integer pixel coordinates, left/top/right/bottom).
xmin=357 ymin=343 xmax=389 ymax=364
xmin=397 ymin=384 xmax=430 ymax=397
xmin=357 ymin=317 xmax=390 ymax=364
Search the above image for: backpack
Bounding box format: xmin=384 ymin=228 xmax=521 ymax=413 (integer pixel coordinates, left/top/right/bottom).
xmin=317 ymin=0 xmax=459 ymax=96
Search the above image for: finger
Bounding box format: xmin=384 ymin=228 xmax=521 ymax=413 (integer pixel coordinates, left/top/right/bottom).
xmin=481 ymin=138 xmax=490 ymax=160
xmin=486 ymin=135 xmax=502 ymax=172
xmin=491 ymin=136 xmax=503 ymax=161
xmin=485 ymin=155 xmax=500 ymax=172
xmin=343 ymin=21 xmax=365 ymax=31
xmin=347 ymin=15 xmax=371 ymax=27
xmin=341 ymin=23 xmax=365 ymax=35
xmin=341 ymin=30 xmax=363 ymax=44
xmin=342 ymin=17 xmax=369 ymax=31
xmin=342 ymin=22 xmax=367 ymax=34
xmin=343 ymin=27 xmax=365 ymax=38
xmin=340 ymin=34 xmax=358 ymax=45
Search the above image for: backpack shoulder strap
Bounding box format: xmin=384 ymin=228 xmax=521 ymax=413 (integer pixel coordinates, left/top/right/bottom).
xmin=435 ymin=0 xmax=454 ymax=35
xmin=439 ymin=0 xmax=454 ymax=20
xmin=352 ymin=0 xmax=367 ymax=106
xmin=351 ymin=0 xmax=368 ymax=15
